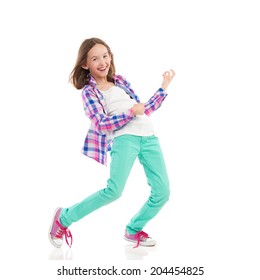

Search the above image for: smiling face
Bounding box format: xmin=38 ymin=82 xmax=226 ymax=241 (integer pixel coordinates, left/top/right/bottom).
xmin=84 ymin=43 xmax=111 ymax=83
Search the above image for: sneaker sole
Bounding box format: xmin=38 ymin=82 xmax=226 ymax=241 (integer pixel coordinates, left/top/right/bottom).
xmin=124 ymin=236 xmax=156 ymax=247
xmin=48 ymin=207 xmax=63 ymax=248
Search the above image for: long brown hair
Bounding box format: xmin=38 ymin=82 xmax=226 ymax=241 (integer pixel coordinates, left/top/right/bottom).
xmin=69 ymin=38 xmax=116 ymax=89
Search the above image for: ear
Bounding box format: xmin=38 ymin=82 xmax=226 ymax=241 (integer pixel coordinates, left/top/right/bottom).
xmin=82 ymin=65 xmax=88 ymax=70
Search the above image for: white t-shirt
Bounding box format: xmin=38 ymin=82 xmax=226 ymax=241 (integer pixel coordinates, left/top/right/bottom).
xmin=101 ymin=86 xmax=155 ymax=138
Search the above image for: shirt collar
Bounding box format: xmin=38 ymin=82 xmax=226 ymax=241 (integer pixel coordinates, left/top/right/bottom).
xmin=88 ymin=74 xmax=126 ymax=88
xmin=88 ymin=75 xmax=97 ymax=87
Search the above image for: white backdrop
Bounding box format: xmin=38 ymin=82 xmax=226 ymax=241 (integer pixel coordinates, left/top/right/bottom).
xmin=1 ymin=0 xmax=260 ymax=279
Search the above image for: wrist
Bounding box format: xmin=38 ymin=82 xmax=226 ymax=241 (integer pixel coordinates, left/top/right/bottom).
xmin=161 ymin=84 xmax=167 ymax=91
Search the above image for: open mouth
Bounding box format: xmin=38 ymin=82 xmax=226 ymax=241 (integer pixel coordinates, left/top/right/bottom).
xmin=98 ymin=66 xmax=108 ymax=72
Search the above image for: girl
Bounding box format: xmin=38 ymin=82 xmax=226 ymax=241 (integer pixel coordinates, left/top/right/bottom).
xmin=49 ymin=38 xmax=175 ymax=248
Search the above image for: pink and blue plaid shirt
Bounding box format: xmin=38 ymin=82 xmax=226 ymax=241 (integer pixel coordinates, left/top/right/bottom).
xmin=81 ymin=75 xmax=168 ymax=165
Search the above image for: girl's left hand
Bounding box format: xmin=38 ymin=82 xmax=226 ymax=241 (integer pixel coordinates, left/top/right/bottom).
xmin=161 ymin=69 xmax=175 ymax=91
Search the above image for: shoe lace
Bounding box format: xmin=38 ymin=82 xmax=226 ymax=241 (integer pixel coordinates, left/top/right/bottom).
xmin=134 ymin=231 xmax=149 ymax=248
xmin=55 ymin=220 xmax=73 ymax=248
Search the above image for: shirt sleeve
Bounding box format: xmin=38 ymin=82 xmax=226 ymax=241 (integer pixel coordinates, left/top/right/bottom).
xmin=82 ymin=87 xmax=135 ymax=135
xmin=144 ymin=88 xmax=168 ymax=116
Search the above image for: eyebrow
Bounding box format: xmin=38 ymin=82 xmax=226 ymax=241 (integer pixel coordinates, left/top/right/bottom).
xmin=90 ymin=52 xmax=109 ymax=59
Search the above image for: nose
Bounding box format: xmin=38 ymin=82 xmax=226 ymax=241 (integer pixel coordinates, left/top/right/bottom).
xmin=99 ymin=57 xmax=106 ymax=65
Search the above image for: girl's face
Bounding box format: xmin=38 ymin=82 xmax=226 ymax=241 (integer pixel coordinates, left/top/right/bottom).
xmin=84 ymin=44 xmax=111 ymax=81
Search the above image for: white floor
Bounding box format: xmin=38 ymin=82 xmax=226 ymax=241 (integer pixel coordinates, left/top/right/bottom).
xmin=48 ymin=243 xmax=158 ymax=261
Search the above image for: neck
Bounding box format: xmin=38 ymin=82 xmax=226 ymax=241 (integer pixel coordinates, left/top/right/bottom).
xmin=96 ymin=79 xmax=114 ymax=91
xmin=95 ymin=78 xmax=108 ymax=86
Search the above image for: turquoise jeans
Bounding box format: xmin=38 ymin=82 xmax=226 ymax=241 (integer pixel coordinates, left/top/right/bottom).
xmin=60 ymin=135 xmax=170 ymax=234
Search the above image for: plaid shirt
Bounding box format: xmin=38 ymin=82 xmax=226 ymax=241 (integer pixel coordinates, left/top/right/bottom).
xmin=81 ymin=75 xmax=168 ymax=165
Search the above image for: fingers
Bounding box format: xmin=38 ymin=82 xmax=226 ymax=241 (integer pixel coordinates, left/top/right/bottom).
xmin=163 ymin=69 xmax=175 ymax=79
xmin=132 ymin=103 xmax=145 ymax=115
xmin=137 ymin=103 xmax=145 ymax=115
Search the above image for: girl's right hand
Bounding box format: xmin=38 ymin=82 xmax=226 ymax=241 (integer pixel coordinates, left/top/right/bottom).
xmin=132 ymin=103 xmax=145 ymax=115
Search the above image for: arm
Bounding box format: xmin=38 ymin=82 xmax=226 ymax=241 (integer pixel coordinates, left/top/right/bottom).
xmin=82 ymin=87 xmax=134 ymax=135
xmin=144 ymin=88 xmax=167 ymax=116
xmin=144 ymin=69 xmax=175 ymax=116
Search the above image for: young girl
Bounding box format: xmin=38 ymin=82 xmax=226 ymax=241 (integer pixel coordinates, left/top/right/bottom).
xmin=49 ymin=37 xmax=175 ymax=248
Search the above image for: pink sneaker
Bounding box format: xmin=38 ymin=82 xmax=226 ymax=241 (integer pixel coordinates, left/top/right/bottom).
xmin=124 ymin=230 xmax=156 ymax=248
xmin=49 ymin=208 xmax=73 ymax=248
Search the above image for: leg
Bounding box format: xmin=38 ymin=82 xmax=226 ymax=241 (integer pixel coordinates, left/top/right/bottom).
xmin=126 ymin=136 xmax=170 ymax=234
xmin=60 ymin=135 xmax=140 ymax=227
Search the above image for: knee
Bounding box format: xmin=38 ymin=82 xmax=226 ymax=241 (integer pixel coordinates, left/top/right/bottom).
xmin=103 ymin=186 xmax=123 ymax=202
xmin=153 ymin=182 xmax=170 ymax=205
xmin=110 ymin=188 xmax=122 ymax=201
xmin=160 ymin=187 xmax=170 ymax=204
